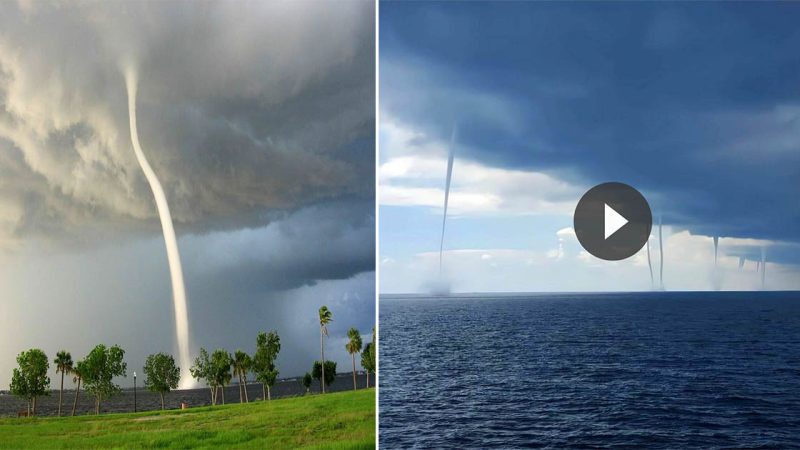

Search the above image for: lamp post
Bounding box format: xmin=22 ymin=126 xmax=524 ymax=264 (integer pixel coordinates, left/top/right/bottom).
xmin=133 ymin=371 xmax=137 ymax=413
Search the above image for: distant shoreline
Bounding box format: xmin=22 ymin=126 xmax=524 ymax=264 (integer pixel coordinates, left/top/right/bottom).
xmin=0 ymin=372 xmax=369 ymax=417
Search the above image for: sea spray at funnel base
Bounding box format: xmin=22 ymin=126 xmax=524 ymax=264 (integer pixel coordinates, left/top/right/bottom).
xmin=125 ymin=70 xmax=193 ymax=389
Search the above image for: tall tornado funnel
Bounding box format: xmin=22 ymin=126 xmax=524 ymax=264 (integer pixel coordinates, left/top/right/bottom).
xmin=646 ymin=238 xmax=654 ymax=290
xmin=713 ymin=236 xmax=719 ymax=267
xmin=761 ymin=247 xmax=766 ymax=290
xmin=658 ymin=215 xmax=664 ymax=290
xmin=439 ymin=125 xmax=457 ymax=278
xmin=712 ymin=236 xmax=720 ymax=290
xmin=738 ymin=256 xmax=745 ymax=270
xmin=125 ymin=69 xmax=192 ymax=389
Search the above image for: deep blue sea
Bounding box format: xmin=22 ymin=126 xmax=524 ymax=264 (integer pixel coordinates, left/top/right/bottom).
xmin=379 ymin=292 xmax=800 ymax=449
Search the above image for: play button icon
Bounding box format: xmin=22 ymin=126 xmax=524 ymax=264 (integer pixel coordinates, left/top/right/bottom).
xmin=604 ymin=204 xmax=628 ymax=239
xmin=574 ymin=182 xmax=652 ymax=261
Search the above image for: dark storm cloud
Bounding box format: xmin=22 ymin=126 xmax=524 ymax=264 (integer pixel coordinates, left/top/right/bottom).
xmin=182 ymin=200 xmax=375 ymax=295
xmin=178 ymin=202 xmax=376 ymax=379
xmin=381 ymin=2 xmax=800 ymax=245
xmin=0 ymin=1 xmax=374 ymax=245
xmin=725 ymin=241 xmax=800 ymax=267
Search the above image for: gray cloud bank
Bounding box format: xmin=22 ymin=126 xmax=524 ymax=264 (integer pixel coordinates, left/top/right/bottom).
xmin=381 ymin=3 xmax=800 ymax=249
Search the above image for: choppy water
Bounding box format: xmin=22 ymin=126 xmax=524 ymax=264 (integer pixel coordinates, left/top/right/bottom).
xmin=379 ymin=292 xmax=800 ymax=448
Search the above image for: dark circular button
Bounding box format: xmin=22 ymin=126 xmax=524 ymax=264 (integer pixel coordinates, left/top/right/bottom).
xmin=573 ymin=182 xmax=652 ymax=261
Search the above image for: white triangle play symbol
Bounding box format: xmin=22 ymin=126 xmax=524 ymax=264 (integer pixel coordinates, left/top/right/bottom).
xmin=604 ymin=203 xmax=628 ymax=240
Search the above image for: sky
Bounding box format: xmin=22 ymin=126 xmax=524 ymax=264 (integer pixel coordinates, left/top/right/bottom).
xmin=379 ymin=2 xmax=800 ymax=294
xmin=0 ymin=1 xmax=375 ymax=388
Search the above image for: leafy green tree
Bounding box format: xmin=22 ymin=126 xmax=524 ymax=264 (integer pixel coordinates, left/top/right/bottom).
xmin=54 ymin=350 xmax=73 ymax=416
xmin=253 ymin=331 xmax=281 ymax=400
xmin=260 ymin=369 xmax=278 ymax=400
xmin=143 ymin=353 xmax=180 ymax=410
xmin=302 ymin=373 xmax=313 ymax=394
xmin=324 ymin=360 xmax=337 ymax=389
xmin=361 ymin=343 xmax=375 ymax=388
xmin=210 ymin=349 xmax=232 ymax=405
xmin=71 ymin=360 xmax=86 ymax=416
xmin=311 ymin=361 xmax=322 ymax=393
xmin=318 ymin=306 xmax=333 ymax=393
xmin=190 ymin=347 xmax=217 ymax=405
xmin=232 ymin=350 xmax=252 ymax=403
xmin=312 ymin=360 xmax=336 ymax=393
xmin=81 ymin=344 xmax=127 ymax=414
xmin=368 ymin=327 xmax=377 ymax=387
xmin=345 ymin=328 xmax=363 ymax=391
xmin=9 ymin=349 xmax=50 ymax=416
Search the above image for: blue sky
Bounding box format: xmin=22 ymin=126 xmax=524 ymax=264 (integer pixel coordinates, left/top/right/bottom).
xmin=379 ymin=2 xmax=800 ymax=293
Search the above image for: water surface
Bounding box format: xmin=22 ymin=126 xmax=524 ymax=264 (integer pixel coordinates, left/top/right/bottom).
xmin=379 ymin=292 xmax=800 ymax=448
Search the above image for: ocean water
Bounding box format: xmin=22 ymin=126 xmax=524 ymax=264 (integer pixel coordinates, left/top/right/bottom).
xmin=379 ymin=292 xmax=800 ymax=448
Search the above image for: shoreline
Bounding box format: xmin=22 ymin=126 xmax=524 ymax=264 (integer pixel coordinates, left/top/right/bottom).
xmin=0 ymin=372 xmax=368 ymax=417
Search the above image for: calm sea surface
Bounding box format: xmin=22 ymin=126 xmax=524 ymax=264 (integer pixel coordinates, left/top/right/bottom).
xmin=379 ymin=292 xmax=800 ymax=448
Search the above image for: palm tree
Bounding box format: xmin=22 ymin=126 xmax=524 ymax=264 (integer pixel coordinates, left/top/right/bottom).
xmin=232 ymin=350 xmax=251 ymax=403
xmin=242 ymin=353 xmax=253 ymax=403
xmin=221 ymin=367 xmax=231 ymax=405
xmin=241 ymin=354 xmax=251 ymax=403
xmin=318 ymin=305 xmax=333 ymax=393
xmin=232 ymin=351 xmax=243 ymax=403
xmin=71 ymin=361 xmax=85 ymax=417
xmin=345 ymin=328 xmax=362 ymax=391
xmin=361 ymin=343 xmax=373 ymax=388
xmin=54 ymin=351 xmax=73 ymax=416
xmin=222 ymin=356 xmax=233 ymax=405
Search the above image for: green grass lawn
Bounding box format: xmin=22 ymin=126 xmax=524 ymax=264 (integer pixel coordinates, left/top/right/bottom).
xmin=0 ymin=388 xmax=375 ymax=449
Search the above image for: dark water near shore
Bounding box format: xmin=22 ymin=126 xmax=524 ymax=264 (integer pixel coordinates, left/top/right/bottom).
xmin=0 ymin=372 xmax=367 ymax=417
xmin=379 ymin=291 xmax=800 ymax=449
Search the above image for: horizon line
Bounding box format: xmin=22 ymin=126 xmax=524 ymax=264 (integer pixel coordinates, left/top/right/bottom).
xmin=380 ymin=290 xmax=800 ymax=297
